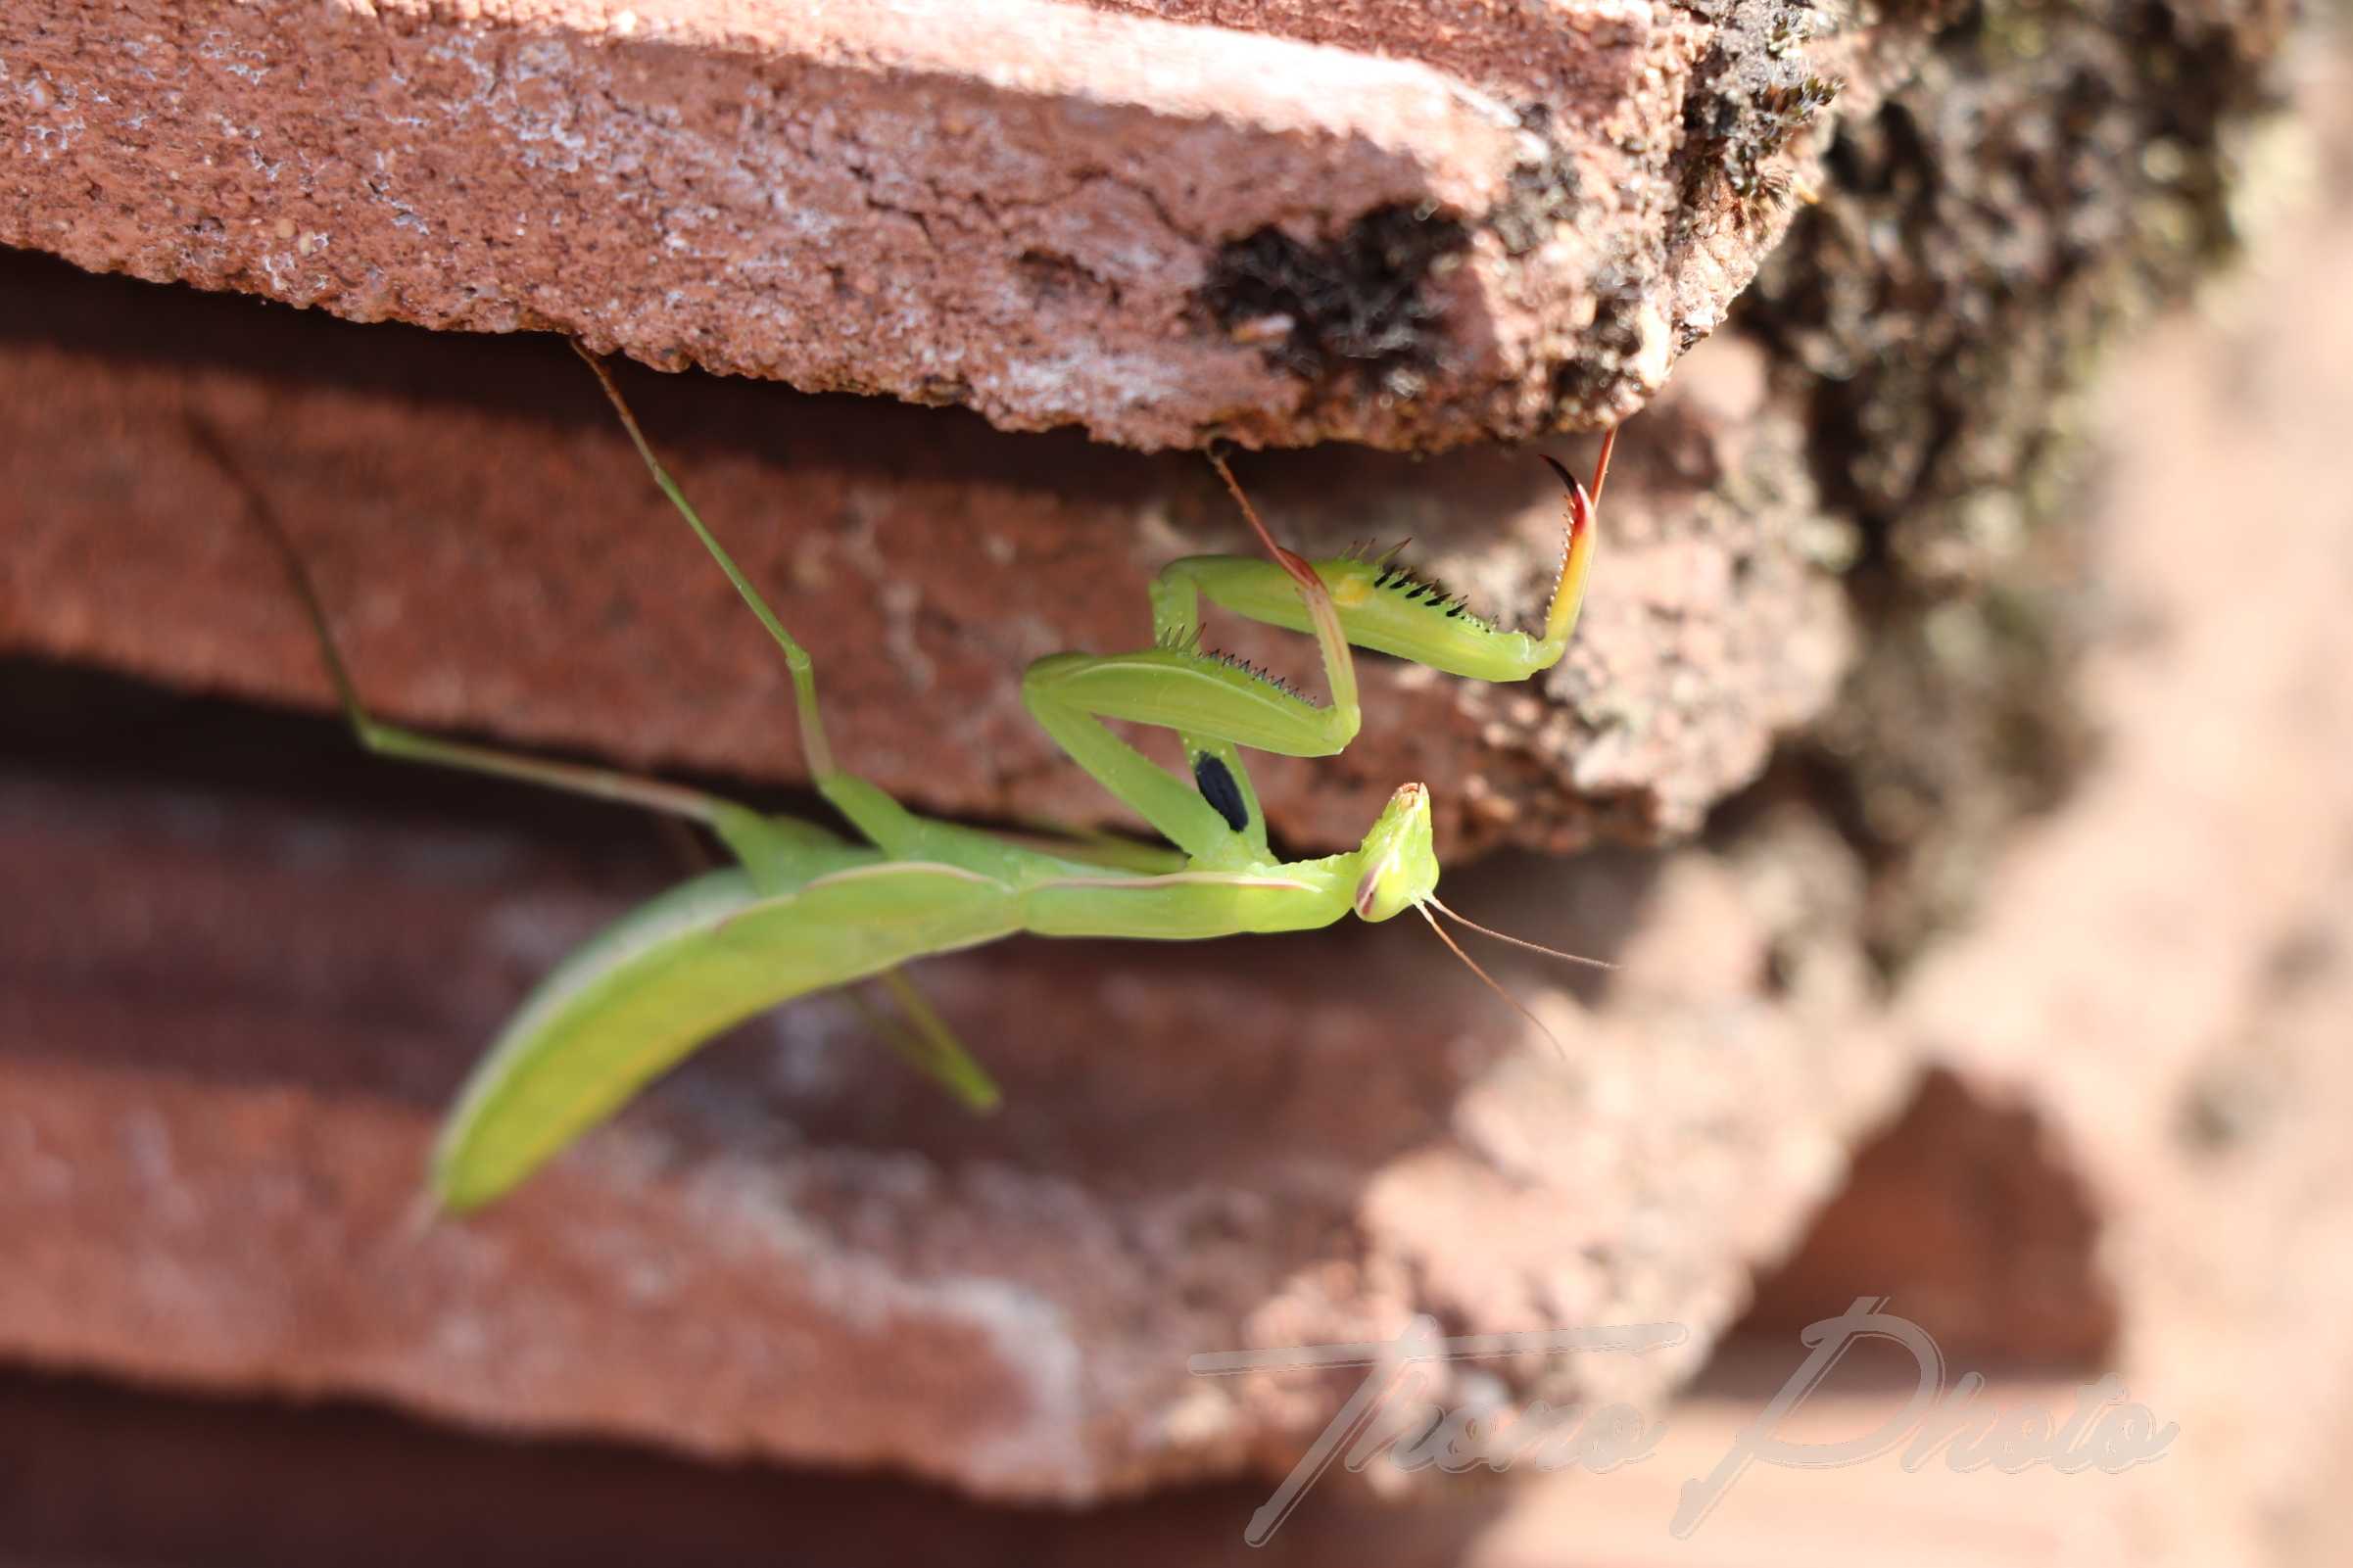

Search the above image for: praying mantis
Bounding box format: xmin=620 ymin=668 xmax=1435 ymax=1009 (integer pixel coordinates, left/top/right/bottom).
xmin=246 ymin=346 xmax=1616 ymax=1212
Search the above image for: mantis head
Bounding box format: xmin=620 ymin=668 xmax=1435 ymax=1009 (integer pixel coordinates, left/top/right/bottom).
xmin=1351 ymin=782 xmax=1440 ymax=922
xmin=1351 ymin=780 xmax=1616 ymax=1056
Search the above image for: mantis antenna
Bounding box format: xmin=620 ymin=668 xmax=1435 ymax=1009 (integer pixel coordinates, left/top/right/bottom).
xmin=1427 ymin=896 xmax=1616 ymax=971
xmin=1415 ymin=904 xmax=1566 ymax=1058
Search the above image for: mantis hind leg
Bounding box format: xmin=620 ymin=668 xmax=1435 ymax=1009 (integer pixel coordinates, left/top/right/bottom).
xmin=851 ymin=970 xmax=1001 ymax=1112
xmin=197 ymin=407 xmax=754 ymax=833
xmin=1053 ymin=434 xmax=1611 ymax=856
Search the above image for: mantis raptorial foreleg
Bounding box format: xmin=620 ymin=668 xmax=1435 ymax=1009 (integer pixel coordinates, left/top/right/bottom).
xmin=1017 ymin=455 xmax=1364 ymax=867
xmin=1022 ymin=440 xmax=1609 ymax=868
xmin=1152 ymin=439 xmax=1609 ymax=683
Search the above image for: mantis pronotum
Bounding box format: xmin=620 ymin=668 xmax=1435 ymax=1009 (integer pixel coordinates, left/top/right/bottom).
xmin=244 ymin=347 xmax=1616 ymax=1212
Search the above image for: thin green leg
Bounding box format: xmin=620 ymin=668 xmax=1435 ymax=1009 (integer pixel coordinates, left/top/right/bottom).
xmin=851 ymin=970 xmax=1003 ymax=1112
xmin=577 ymin=348 xmax=1030 ymax=878
xmin=213 ymin=404 xmax=750 ymax=834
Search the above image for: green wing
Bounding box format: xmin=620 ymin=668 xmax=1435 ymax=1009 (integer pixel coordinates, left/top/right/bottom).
xmin=432 ymin=862 xmax=1020 ymax=1212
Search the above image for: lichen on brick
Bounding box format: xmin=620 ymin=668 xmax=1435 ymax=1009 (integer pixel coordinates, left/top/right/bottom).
xmin=1491 ymin=102 xmax=1587 ymax=259
xmin=1198 ymin=203 xmax=1470 ymax=399
xmin=1674 ymin=2 xmax=1851 ymax=235
xmin=1735 ymin=0 xmax=2289 ymax=968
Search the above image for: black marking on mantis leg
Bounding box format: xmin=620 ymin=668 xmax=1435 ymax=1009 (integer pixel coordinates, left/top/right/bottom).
xmin=1192 ymin=753 xmax=1251 ymax=832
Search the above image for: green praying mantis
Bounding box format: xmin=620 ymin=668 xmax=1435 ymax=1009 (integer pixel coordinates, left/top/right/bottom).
xmin=244 ymin=346 xmax=1617 ymax=1212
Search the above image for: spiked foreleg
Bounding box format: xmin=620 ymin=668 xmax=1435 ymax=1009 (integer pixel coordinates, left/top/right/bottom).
xmin=1150 ymin=434 xmax=1613 ymax=683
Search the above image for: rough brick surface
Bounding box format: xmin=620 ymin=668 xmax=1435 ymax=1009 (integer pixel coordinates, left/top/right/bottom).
xmin=0 ymin=0 xmax=1927 ymax=450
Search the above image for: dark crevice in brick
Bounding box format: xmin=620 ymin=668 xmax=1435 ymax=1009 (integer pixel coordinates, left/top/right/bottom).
xmin=1198 ymin=203 xmax=1469 ymax=400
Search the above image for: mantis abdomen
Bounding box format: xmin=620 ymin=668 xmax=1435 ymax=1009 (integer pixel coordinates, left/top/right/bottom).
xmin=433 ymin=850 xmax=1361 ymax=1209
xmin=435 ymin=861 xmax=1019 ymax=1210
